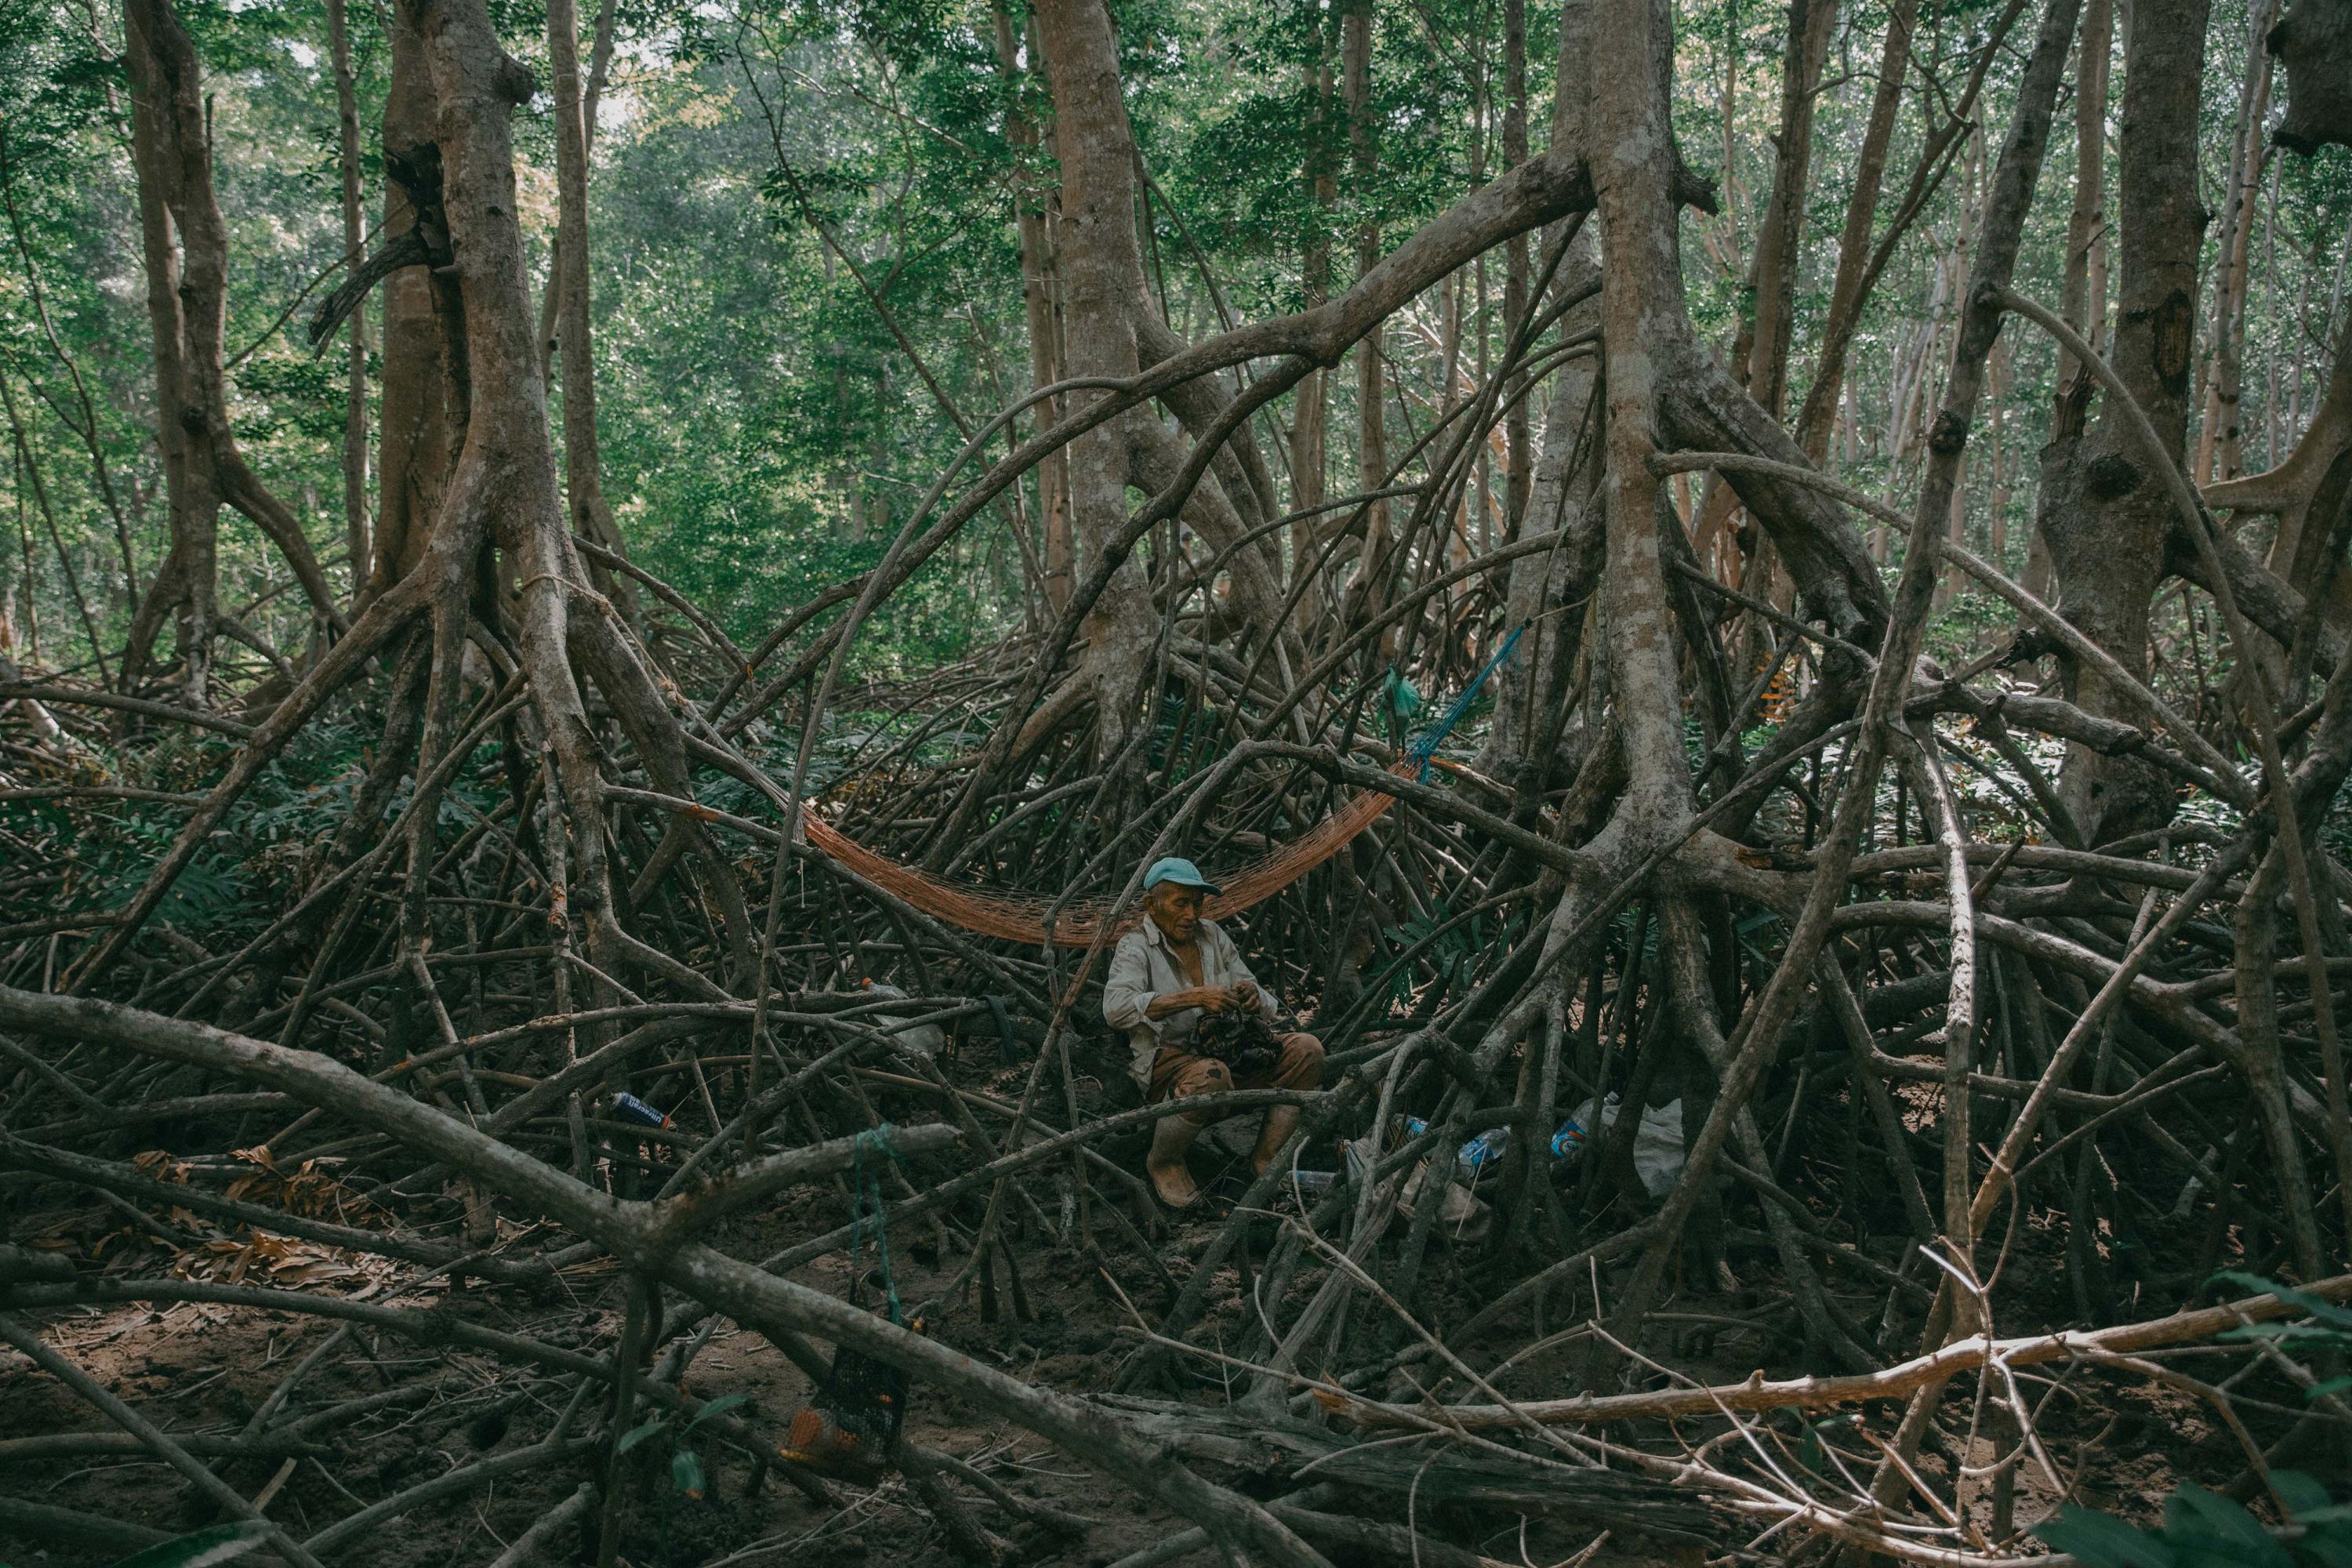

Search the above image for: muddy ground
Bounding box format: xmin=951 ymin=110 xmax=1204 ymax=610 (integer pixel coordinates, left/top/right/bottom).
xmin=0 ymin=1033 xmax=2283 ymax=1568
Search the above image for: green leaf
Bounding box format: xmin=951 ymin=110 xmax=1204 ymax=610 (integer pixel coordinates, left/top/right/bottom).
xmin=2033 ymin=1504 xmax=2176 ymax=1568
xmin=2221 ymin=1322 xmax=2352 ymax=1355
xmin=617 ymin=1414 xmax=669 ymax=1453
xmin=2209 ymin=1271 xmax=2352 ymax=1330
xmin=2164 ymin=1486 xmax=2292 ymax=1568
xmin=2300 ymin=1520 xmax=2352 ymax=1568
xmin=107 ymin=1523 xmax=277 ymax=1568
xmin=671 ymin=1447 xmax=706 ymax=1498
xmin=2272 ymin=1470 xmax=2335 ymax=1518
xmin=1791 ymin=1416 xmax=1849 ymax=1478
xmin=2307 ymin=1375 xmax=2352 ymax=1401
xmin=686 ymin=1392 xmax=751 ymax=1428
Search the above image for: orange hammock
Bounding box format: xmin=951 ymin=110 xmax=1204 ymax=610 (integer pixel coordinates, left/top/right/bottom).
xmin=800 ymin=760 xmax=1420 ymax=948
xmin=801 ymin=628 xmax=1521 ymax=948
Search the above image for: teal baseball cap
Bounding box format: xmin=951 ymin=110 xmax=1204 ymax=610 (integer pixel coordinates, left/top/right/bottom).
xmin=1142 ymin=856 xmax=1221 ymax=896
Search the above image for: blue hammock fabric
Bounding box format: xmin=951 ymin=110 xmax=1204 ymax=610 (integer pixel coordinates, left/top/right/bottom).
xmin=1408 ymin=625 xmax=1523 ymax=780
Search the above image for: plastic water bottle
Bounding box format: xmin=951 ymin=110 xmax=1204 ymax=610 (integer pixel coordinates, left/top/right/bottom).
xmin=611 ymin=1092 xmax=672 ymax=1130
xmin=1457 ymin=1128 xmax=1511 ymax=1178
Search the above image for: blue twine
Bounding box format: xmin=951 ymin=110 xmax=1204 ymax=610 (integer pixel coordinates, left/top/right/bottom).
xmin=1406 ymin=626 xmax=1523 ymax=781
xmin=849 ymin=1124 xmax=905 ymax=1325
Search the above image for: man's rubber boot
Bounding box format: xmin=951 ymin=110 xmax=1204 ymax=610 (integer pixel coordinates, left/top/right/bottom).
xmin=1147 ymin=1114 xmax=1206 ymax=1210
xmin=1252 ymin=1105 xmax=1301 ymax=1176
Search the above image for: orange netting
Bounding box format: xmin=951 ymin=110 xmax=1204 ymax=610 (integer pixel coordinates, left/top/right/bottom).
xmin=801 ymin=760 xmax=1421 ymax=947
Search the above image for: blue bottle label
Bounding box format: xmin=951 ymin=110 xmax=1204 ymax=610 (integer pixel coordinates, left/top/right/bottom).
xmin=612 ymin=1092 xmax=671 ymax=1130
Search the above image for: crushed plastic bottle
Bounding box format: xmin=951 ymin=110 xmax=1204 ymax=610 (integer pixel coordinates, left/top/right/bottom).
xmin=1461 ymin=1117 xmax=1595 ymax=1172
xmin=611 ymin=1091 xmax=673 ymax=1130
xmin=1457 ymin=1128 xmax=1511 ymax=1178
xmin=1287 ymin=1170 xmax=1339 ymax=1197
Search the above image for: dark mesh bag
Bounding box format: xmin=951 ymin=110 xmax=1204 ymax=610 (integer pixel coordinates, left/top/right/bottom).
xmin=779 ymin=1129 xmax=916 ymax=1484
xmin=1193 ymin=1007 xmax=1279 ymax=1079
xmin=780 ymin=1318 xmax=919 ymax=1484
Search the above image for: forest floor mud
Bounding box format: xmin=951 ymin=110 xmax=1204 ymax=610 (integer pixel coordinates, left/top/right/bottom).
xmin=0 ymin=1029 xmax=2288 ymax=1568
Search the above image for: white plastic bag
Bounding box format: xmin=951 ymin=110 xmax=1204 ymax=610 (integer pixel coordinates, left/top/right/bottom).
xmin=1566 ymin=1094 xmax=1687 ymax=1199
xmin=860 ymin=981 xmax=945 ymax=1058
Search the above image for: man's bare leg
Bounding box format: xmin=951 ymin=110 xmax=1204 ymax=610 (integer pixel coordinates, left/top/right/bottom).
xmin=1147 ymin=1114 xmax=1205 ymax=1208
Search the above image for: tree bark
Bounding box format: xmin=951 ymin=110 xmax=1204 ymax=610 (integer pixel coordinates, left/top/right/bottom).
xmin=1501 ymin=0 xmax=1531 ymax=542
xmin=328 ymin=0 xmax=372 ymax=599
xmin=2034 ymin=0 xmax=2209 ymax=844
xmin=402 ymin=0 xmax=623 ymax=963
xmin=1033 ymin=0 xmax=1159 ymax=760
xmin=1793 ymin=0 xmax=1918 ymax=466
xmin=118 ymin=0 xmax=345 ymax=706
xmin=1588 ymin=0 xmax=1693 ymax=838
xmin=1743 ymin=0 xmax=1838 ymax=425
xmin=2268 ymin=0 xmax=2352 ymax=154
xmin=1 ymin=371 xmax=110 ymax=684
xmin=1292 ymin=21 xmax=1337 ymax=546
xmin=1484 ymin=247 xmax=1601 ymax=781
xmin=2194 ymin=0 xmax=2279 ymax=485
xmin=2026 ymin=0 xmax=2111 ymax=600
xmin=1691 ymin=0 xmax=1835 ymax=637
xmin=1337 ymin=0 xmax=1393 ymax=645
xmin=365 ymin=7 xmax=464 ymax=605
xmin=546 ymin=0 xmax=637 ymax=620
xmin=994 ymin=0 xmax=1073 ymax=614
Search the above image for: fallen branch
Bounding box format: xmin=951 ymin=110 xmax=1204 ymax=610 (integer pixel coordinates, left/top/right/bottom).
xmin=0 ymin=983 xmax=1338 ymax=1568
xmin=1323 ymin=1272 xmax=2352 ymax=1430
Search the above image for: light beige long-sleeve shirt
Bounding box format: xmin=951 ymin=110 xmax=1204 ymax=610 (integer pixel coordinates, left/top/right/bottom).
xmin=1102 ymin=916 xmax=1278 ymax=1090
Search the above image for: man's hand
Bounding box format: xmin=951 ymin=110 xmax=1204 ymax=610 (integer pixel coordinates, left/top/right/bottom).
xmin=1145 ymin=986 xmax=1231 ymax=1020
xmin=1227 ymin=980 xmax=1261 ymax=1011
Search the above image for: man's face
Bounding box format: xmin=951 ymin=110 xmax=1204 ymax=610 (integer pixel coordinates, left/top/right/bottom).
xmin=1146 ymin=881 xmax=1205 ymax=942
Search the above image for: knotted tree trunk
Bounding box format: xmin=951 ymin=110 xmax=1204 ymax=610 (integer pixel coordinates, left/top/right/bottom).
xmin=119 ymin=0 xmax=345 ymax=706
xmin=1029 ymin=0 xmax=1160 ymax=768
xmin=79 ymin=0 xmax=754 ymax=1012
xmin=2034 ymin=0 xmax=2210 ymax=845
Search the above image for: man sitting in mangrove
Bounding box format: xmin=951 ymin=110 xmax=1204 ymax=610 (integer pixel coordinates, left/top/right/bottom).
xmin=1102 ymin=857 xmax=1323 ymax=1209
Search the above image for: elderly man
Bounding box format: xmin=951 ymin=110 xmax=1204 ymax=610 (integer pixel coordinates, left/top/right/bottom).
xmin=1103 ymin=857 xmax=1323 ymax=1209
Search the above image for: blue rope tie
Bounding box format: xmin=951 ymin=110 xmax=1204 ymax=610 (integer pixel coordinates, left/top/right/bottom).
xmin=849 ymin=1124 xmax=906 ymax=1325
xmin=1407 ymin=626 xmax=1523 ymax=781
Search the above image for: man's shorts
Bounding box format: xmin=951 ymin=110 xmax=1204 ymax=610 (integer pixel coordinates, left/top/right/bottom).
xmin=1148 ymin=1033 xmax=1323 ymax=1122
